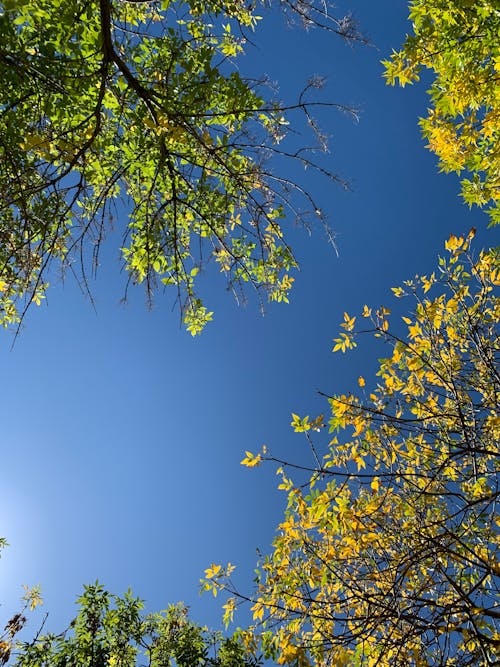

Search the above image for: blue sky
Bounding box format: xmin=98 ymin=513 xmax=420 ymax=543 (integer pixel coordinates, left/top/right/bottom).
xmin=1 ymin=0 xmax=496 ymax=647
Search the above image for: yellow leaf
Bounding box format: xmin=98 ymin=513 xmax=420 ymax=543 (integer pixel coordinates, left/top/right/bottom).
xmin=341 ymin=312 xmax=356 ymax=331
xmin=240 ymin=451 xmax=262 ymax=467
xmin=466 ymin=227 xmax=476 ymax=243
xmin=222 ymin=597 xmax=236 ymax=627
xmin=358 ymin=376 xmax=365 ymax=387
xmin=251 ymin=599 xmax=265 ymax=621
xmin=332 ymin=339 xmax=344 ymax=352
xmin=355 ymin=455 xmax=366 ymax=471
xmin=204 ymin=564 xmax=222 ymax=579
xmin=421 ymin=273 xmax=435 ymax=293
xmin=408 ymin=322 xmax=422 ymax=339
xmin=445 ymin=234 xmax=464 ymax=254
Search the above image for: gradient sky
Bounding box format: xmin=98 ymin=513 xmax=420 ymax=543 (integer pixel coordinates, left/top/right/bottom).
xmin=1 ymin=0 xmax=495 ymax=650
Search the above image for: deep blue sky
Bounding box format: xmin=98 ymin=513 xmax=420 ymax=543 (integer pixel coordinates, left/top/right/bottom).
xmin=1 ymin=0 xmax=495 ymax=646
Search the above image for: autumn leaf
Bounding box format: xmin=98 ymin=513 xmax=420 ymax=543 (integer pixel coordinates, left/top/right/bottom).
xmin=240 ymin=451 xmax=262 ymax=467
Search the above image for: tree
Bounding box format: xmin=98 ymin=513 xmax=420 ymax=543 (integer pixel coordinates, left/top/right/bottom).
xmin=384 ymin=0 xmax=500 ymax=225
xmin=0 ymin=0 xmax=363 ymax=334
xmin=2 ymin=581 xmax=261 ymax=667
xmin=206 ymin=232 xmax=500 ymax=666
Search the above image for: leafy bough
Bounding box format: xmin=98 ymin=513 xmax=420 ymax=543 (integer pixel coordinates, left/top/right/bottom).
xmin=0 ymin=0 xmax=362 ymax=334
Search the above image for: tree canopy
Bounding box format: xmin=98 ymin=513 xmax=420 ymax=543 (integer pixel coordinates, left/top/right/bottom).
xmin=0 ymin=0 xmax=361 ymax=334
xmin=1 ymin=581 xmax=261 ymax=667
xmin=3 ymin=1 xmax=499 ymax=666
xmin=384 ymin=0 xmax=500 ymax=225
xmin=208 ymin=234 xmax=500 ymax=666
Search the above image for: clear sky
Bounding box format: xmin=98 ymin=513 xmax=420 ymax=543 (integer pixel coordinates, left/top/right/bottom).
xmin=1 ymin=0 xmax=495 ymax=647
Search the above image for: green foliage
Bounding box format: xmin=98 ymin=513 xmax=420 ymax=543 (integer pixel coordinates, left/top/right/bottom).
xmin=0 ymin=0 xmax=361 ymax=332
xmin=214 ymin=234 xmax=500 ymax=666
xmin=384 ymin=0 xmax=500 ymax=224
xmin=6 ymin=582 xmax=261 ymax=667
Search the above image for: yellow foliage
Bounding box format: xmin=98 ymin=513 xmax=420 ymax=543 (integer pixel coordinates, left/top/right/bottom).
xmin=204 ymin=563 xmax=222 ymax=579
xmin=242 ymin=241 xmax=500 ymax=666
xmin=240 ymin=451 xmax=262 ymax=467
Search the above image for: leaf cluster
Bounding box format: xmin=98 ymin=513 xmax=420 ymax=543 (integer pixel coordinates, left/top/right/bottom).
xmin=384 ymin=0 xmax=500 ymax=225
